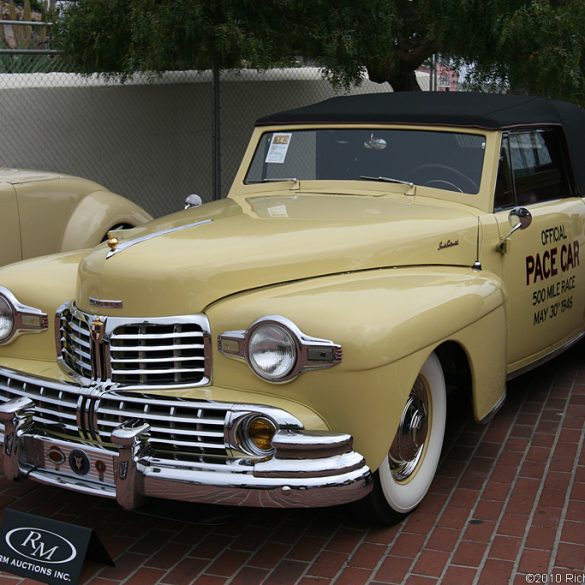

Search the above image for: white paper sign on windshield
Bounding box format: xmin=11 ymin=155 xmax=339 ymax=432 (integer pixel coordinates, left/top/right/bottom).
xmin=265 ymin=133 xmax=292 ymax=163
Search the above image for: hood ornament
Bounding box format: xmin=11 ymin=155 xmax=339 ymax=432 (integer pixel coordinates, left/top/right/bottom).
xmin=106 ymin=231 xmax=119 ymax=254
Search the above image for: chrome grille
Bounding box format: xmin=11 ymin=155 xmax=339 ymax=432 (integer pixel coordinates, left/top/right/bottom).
xmin=96 ymin=393 xmax=228 ymax=460
xmin=58 ymin=308 xmax=92 ymax=379
xmin=109 ymin=323 xmax=206 ymax=386
xmin=56 ymin=303 xmax=211 ymax=388
xmin=0 ymin=371 xmax=81 ymax=440
xmin=0 ymin=369 xmax=229 ymax=461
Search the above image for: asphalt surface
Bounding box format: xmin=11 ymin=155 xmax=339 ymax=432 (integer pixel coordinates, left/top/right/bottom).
xmin=0 ymin=340 xmax=583 ymax=585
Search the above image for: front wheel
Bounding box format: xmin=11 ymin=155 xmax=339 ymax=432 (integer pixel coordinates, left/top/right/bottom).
xmin=356 ymin=352 xmax=447 ymax=524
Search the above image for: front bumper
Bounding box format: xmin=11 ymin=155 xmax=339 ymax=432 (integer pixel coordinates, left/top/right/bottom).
xmin=0 ymin=370 xmax=372 ymax=510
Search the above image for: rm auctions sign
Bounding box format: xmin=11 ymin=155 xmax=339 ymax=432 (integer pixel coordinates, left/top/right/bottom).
xmin=0 ymin=509 xmax=113 ymax=585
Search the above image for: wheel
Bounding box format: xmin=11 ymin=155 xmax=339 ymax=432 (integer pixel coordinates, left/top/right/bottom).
xmin=406 ymin=163 xmax=478 ymax=193
xmin=355 ymin=352 xmax=447 ymax=524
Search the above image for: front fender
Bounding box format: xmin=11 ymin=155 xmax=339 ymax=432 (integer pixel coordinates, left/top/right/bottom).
xmin=207 ymin=266 xmax=507 ymax=470
xmin=208 ymin=266 xmax=505 ymax=373
xmin=60 ymin=190 xmax=153 ymax=252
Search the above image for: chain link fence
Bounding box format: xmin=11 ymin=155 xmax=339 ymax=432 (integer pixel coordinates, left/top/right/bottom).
xmin=0 ymin=17 xmax=391 ymax=218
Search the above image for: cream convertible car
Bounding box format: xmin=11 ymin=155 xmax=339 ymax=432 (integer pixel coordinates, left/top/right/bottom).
xmin=0 ymin=93 xmax=583 ymax=524
xmin=0 ymin=169 xmax=152 ymax=267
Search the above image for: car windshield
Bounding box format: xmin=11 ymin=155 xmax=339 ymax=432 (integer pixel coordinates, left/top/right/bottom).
xmin=246 ymin=129 xmax=486 ymax=194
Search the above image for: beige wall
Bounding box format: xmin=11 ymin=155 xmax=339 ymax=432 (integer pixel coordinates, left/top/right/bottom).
xmin=0 ymin=69 xmax=390 ymax=218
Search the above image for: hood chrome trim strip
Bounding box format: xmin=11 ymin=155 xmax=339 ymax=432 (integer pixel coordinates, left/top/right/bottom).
xmin=106 ymin=219 xmax=213 ymax=259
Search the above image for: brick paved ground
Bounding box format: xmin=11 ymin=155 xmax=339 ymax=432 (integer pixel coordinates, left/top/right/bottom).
xmin=0 ymin=341 xmax=583 ymax=585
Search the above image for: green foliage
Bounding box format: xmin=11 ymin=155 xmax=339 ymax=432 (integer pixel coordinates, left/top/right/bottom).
xmin=0 ymin=0 xmax=62 ymax=73
xmin=457 ymin=0 xmax=585 ymax=104
xmin=54 ymin=0 xmax=585 ymax=104
xmin=54 ymin=0 xmax=298 ymax=78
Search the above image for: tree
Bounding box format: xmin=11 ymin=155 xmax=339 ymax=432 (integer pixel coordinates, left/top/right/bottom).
xmin=54 ymin=0 xmax=585 ymax=104
xmin=464 ymin=1 xmax=585 ymax=105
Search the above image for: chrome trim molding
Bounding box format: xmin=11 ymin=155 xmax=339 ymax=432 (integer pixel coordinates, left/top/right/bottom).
xmin=507 ymin=331 xmax=585 ymax=381
xmin=0 ymin=286 xmax=48 ymax=345
xmin=89 ymin=297 xmax=124 ymax=309
xmin=106 ymin=219 xmax=212 ymax=259
xmin=218 ymin=315 xmax=342 ymax=383
xmin=0 ymin=371 xmax=372 ymax=510
xmin=478 ymin=391 xmax=506 ymax=425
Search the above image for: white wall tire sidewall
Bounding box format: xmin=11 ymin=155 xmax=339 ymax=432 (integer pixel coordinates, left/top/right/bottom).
xmin=378 ymin=352 xmax=447 ymax=514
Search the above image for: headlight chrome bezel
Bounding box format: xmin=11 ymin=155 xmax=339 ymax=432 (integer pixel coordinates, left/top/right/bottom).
xmin=218 ymin=315 xmax=342 ymax=383
xmin=0 ymin=287 xmax=49 ymax=345
xmin=0 ymin=294 xmax=14 ymax=343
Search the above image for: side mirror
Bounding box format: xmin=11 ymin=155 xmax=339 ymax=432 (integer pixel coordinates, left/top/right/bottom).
xmin=184 ymin=194 xmax=203 ymax=210
xmin=497 ymin=207 xmax=532 ymax=253
xmin=508 ymin=206 xmax=532 ymax=231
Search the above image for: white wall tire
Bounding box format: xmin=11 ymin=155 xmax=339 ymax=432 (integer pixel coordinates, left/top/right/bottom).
xmin=355 ymin=352 xmax=447 ymax=524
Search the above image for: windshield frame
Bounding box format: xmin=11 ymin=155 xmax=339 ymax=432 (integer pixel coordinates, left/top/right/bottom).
xmin=230 ymin=124 xmax=500 ymax=213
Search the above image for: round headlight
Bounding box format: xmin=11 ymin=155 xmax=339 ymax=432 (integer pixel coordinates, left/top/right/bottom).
xmin=247 ymin=323 xmax=297 ymax=381
xmin=0 ymin=295 xmax=14 ymax=343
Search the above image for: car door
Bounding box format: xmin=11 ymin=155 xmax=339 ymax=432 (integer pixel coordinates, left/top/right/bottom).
xmin=494 ymin=128 xmax=585 ymax=368
xmin=0 ymin=182 xmax=21 ymax=267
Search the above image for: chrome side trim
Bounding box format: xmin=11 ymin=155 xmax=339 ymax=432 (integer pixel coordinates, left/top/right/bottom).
xmin=0 ymin=287 xmax=48 ymax=345
xmin=507 ymin=331 xmax=585 ymax=381
xmin=106 ymin=219 xmax=212 ymax=259
xmin=478 ymin=391 xmax=506 ymax=425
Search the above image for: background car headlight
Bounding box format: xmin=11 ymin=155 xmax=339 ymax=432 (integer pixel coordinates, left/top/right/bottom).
xmin=0 ymin=295 xmax=14 ymax=342
xmin=247 ymin=323 xmax=297 ymax=381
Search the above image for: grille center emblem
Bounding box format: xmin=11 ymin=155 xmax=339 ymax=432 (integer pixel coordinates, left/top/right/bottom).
xmin=89 ymin=317 xmax=109 ymax=381
xmin=90 ymin=317 xmax=105 ymax=343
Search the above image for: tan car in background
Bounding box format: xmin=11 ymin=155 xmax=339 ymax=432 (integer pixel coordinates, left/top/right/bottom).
xmin=0 ymin=92 xmax=583 ymax=525
xmin=0 ymin=168 xmax=152 ymax=267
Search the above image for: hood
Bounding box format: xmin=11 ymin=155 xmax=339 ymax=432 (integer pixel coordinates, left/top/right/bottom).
xmin=76 ymin=192 xmax=480 ymax=316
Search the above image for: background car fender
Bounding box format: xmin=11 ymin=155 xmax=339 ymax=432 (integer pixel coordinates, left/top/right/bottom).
xmin=0 ymin=250 xmax=82 ymax=361
xmin=59 ymin=190 xmax=153 ymax=252
xmin=207 ymin=266 xmax=508 ymax=470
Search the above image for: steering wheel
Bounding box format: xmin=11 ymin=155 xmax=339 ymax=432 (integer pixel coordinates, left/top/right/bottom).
xmin=406 ymin=164 xmax=478 ymax=193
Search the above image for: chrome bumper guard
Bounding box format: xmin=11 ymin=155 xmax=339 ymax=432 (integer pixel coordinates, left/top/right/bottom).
xmin=0 ymin=397 xmax=372 ymax=510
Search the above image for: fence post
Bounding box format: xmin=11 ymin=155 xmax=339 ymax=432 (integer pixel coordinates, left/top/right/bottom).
xmin=212 ymin=61 xmax=222 ymax=200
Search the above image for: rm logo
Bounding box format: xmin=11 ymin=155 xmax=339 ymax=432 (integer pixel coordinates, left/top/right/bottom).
xmin=6 ymin=527 xmax=76 ymax=564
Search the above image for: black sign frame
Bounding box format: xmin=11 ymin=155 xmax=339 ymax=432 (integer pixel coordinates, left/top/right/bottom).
xmin=0 ymin=508 xmax=114 ymax=585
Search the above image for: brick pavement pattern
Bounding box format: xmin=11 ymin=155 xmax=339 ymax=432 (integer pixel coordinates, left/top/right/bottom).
xmin=0 ymin=342 xmax=583 ymax=585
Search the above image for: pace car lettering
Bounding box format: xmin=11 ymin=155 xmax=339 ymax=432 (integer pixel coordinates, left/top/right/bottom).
xmin=533 ymin=296 xmax=574 ymax=325
xmin=532 ymin=276 xmax=576 ymax=306
xmin=525 ymin=241 xmax=579 ymax=285
xmin=541 ymin=225 xmax=567 ymax=246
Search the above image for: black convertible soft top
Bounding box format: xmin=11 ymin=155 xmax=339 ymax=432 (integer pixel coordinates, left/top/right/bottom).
xmin=256 ymin=91 xmax=585 ymax=194
xmin=256 ymin=91 xmax=584 ymax=129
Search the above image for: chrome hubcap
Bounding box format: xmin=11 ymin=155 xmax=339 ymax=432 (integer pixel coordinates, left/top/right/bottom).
xmin=389 ymin=376 xmax=430 ymax=481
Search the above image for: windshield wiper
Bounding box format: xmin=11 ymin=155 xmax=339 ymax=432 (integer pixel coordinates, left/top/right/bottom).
xmin=360 ymin=175 xmax=414 ymax=187
xmin=260 ymin=177 xmax=299 ymax=183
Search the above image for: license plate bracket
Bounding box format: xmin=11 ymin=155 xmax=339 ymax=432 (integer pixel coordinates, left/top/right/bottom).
xmin=20 ymin=435 xmax=117 ymax=487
